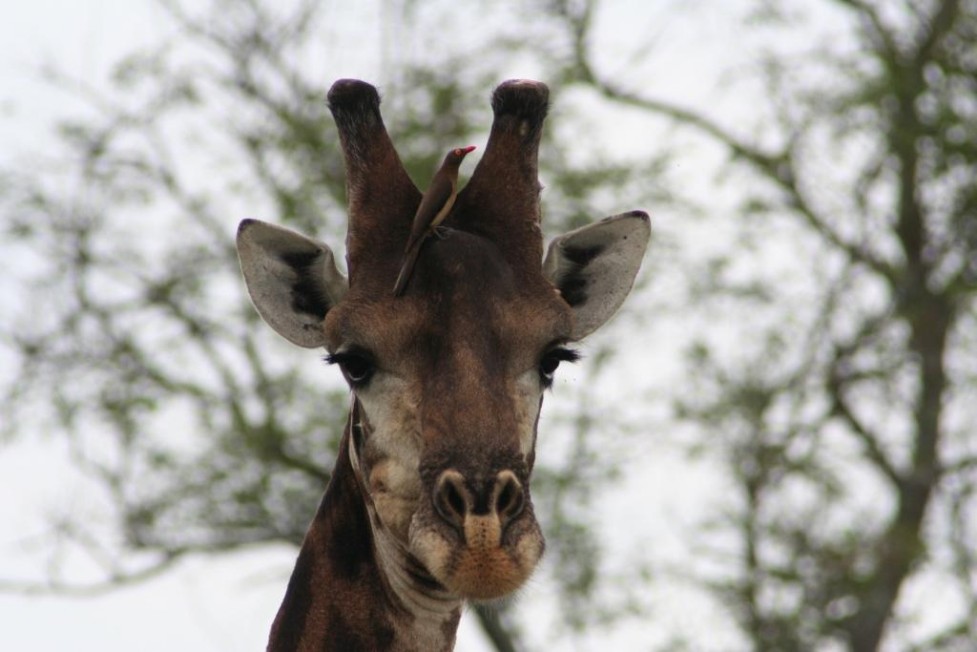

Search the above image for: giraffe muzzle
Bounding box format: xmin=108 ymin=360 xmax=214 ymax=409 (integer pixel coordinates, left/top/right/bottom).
xmin=410 ymin=467 xmax=544 ymax=600
xmin=433 ymin=469 xmax=525 ymax=541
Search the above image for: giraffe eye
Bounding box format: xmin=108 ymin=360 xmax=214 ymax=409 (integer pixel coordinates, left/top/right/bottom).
xmin=538 ymin=347 xmax=580 ymax=387
xmin=325 ymin=349 xmax=376 ymax=388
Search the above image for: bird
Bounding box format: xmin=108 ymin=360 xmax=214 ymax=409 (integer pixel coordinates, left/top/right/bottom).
xmin=393 ymin=145 xmax=476 ymax=296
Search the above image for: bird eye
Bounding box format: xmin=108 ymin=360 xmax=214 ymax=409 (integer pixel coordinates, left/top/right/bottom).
xmin=325 ymin=350 xmax=376 ymax=388
xmin=538 ymin=347 xmax=580 ymax=387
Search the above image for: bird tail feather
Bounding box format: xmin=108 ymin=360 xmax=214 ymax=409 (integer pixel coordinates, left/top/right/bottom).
xmin=392 ymin=242 xmax=424 ymax=296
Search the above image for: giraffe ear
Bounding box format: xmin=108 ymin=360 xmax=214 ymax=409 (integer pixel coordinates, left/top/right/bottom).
xmin=543 ymin=211 xmax=650 ymax=340
xmin=236 ymin=219 xmax=347 ymax=348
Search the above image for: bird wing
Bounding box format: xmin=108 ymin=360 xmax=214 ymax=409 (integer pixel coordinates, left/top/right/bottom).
xmin=403 ymin=179 xmax=454 ymax=253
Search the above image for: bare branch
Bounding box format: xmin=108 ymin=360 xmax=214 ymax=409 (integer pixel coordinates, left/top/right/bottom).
xmin=912 ymin=0 xmax=962 ymax=63
xmin=472 ymin=604 xmax=523 ymax=652
xmin=0 ymin=552 xmax=184 ymax=597
xmin=828 ymin=386 xmax=903 ymax=486
xmin=941 ymin=455 xmax=977 ymax=477
xmin=830 ymin=0 xmax=902 ymax=59
xmin=560 ymin=2 xmax=898 ymax=284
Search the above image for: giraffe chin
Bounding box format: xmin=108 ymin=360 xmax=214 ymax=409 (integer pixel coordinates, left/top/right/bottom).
xmin=410 ymin=518 xmax=544 ymax=601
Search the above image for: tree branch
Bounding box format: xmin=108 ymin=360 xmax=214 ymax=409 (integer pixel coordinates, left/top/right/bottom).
xmin=561 ymin=2 xmax=898 ymax=284
xmin=471 ymin=604 xmax=522 ymax=652
xmin=0 ymin=550 xmax=184 ymax=597
xmin=912 ymin=0 xmax=962 ymax=64
xmin=828 ymin=385 xmax=903 ymax=487
xmin=830 ymin=0 xmax=901 ymax=60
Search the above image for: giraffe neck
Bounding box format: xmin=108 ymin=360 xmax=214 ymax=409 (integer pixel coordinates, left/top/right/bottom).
xmin=267 ymin=408 xmax=462 ymax=652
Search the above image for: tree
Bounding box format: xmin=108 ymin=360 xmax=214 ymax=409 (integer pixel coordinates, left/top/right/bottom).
xmin=0 ymin=1 xmax=657 ymax=650
xmin=543 ymin=0 xmax=977 ymax=649
xmin=10 ymin=0 xmax=972 ymax=650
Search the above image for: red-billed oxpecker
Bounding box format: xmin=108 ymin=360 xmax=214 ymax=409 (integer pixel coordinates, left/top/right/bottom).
xmin=393 ymin=145 xmax=476 ymax=295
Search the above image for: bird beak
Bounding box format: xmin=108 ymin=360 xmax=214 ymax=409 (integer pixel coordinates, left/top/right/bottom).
xmin=461 ymin=145 xmax=477 ymax=155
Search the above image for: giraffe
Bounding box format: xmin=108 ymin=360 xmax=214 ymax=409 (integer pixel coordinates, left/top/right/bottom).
xmin=236 ymin=78 xmax=650 ymax=651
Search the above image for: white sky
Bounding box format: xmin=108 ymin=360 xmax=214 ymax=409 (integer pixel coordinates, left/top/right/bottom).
xmin=0 ymin=1 xmax=842 ymax=650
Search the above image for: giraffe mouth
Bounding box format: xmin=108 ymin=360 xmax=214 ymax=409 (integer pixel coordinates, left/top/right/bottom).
xmin=407 ymin=470 xmax=545 ymax=600
xmin=430 ymin=517 xmax=544 ymax=600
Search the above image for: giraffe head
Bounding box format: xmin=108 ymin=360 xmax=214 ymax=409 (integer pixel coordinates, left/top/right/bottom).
xmin=237 ymin=79 xmax=649 ymax=600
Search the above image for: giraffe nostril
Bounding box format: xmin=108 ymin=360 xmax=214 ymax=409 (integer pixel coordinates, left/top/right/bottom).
xmin=434 ymin=470 xmax=470 ymax=529
xmin=433 ymin=469 xmax=526 ymax=532
xmin=494 ymin=471 xmax=525 ymax=526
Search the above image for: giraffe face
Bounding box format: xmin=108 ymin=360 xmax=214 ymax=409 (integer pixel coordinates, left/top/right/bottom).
xmin=238 ymin=209 xmax=649 ymax=605
xmin=324 ymin=233 xmax=574 ymax=599
xmin=236 ymin=79 xmax=650 ymax=622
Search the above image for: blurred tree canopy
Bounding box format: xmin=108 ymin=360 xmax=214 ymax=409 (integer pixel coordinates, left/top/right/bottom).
xmin=544 ymin=0 xmax=976 ymax=649
xmin=2 ymin=0 xmax=975 ymax=651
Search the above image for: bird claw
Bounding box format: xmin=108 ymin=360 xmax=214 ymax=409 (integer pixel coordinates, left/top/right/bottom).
xmin=433 ymin=225 xmax=451 ymax=240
